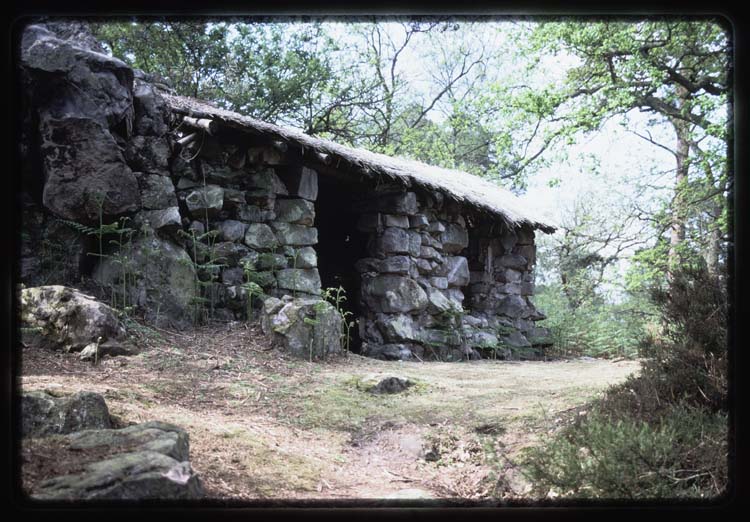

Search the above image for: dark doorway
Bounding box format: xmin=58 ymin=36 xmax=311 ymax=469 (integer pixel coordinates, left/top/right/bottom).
xmin=314 ymin=174 xmax=371 ymax=353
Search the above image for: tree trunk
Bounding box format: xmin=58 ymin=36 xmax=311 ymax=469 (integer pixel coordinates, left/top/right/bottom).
xmin=667 ymin=86 xmax=691 ymax=281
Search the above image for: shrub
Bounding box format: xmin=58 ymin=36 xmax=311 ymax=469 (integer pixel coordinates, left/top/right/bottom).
xmin=520 ymin=265 xmax=729 ymax=499
xmin=521 ymin=405 xmax=728 ymax=499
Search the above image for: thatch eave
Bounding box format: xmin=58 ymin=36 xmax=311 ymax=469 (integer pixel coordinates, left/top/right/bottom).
xmin=161 ymin=91 xmax=557 ymax=234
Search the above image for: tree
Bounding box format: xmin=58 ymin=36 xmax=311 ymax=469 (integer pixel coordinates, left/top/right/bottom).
xmin=519 ymin=20 xmax=730 ymax=279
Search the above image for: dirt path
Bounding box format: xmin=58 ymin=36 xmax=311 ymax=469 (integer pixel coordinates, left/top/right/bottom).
xmin=19 ymin=321 xmax=640 ymax=501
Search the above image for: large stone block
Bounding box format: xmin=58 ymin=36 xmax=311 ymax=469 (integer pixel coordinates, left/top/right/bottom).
xmin=125 ymin=135 xmax=170 ymax=172
xmin=274 ymin=198 xmax=315 ymax=225
xmin=275 ymin=166 xmax=318 ymax=201
xmin=376 ymin=314 xmax=419 ymax=343
xmin=217 ymin=220 xmax=248 ymax=242
xmin=379 ymin=256 xmax=412 ymax=275
xmin=377 ymin=192 xmax=418 ymax=215
xmin=93 ymin=236 xmax=196 ymax=328
xmin=184 ymin=185 xmax=224 ymax=218
xmin=292 ymin=246 xmax=317 ymax=268
xmin=243 ymin=223 xmax=278 ymax=251
xmin=445 ymin=256 xmax=470 ymax=287
xmin=441 ymin=223 xmax=469 ymax=253
xmin=497 ymin=254 xmax=528 ymax=271
xmin=134 ymin=207 xmax=182 ymax=235
xmin=361 ymin=274 xmax=428 ymax=313
xmin=371 ymin=227 xmax=410 ymax=256
xmin=383 ymin=214 xmax=409 ymax=228
xmin=270 ymin=222 xmax=318 ymax=246
xmin=276 ymin=268 xmax=322 ymax=295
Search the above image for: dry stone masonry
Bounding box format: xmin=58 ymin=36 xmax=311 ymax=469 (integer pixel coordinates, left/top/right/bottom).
xmin=18 ymin=21 xmax=553 ymax=361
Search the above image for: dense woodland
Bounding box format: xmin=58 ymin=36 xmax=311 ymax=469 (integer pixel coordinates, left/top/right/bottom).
xmin=86 ymin=18 xmax=731 ymax=499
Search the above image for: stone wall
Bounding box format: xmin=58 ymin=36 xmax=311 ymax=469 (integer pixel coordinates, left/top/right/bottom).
xmin=18 ymin=21 xmax=549 ymax=360
xmin=350 ymin=190 xmax=549 ymax=361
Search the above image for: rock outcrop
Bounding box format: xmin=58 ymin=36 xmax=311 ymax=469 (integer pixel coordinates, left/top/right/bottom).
xmin=21 ymin=391 xmax=204 ymax=500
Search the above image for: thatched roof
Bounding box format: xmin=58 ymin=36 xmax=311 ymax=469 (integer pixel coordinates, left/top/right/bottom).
xmin=162 ymin=91 xmax=556 ymax=233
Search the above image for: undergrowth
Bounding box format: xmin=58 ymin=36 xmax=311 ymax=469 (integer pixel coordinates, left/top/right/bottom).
xmin=518 ymin=265 xmax=729 ymax=500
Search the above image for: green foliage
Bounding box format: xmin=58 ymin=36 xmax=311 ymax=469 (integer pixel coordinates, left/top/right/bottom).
xmin=177 ymin=227 xmax=225 ymax=325
xmin=521 ymin=265 xmax=728 ymax=499
xmin=241 ymin=260 xmax=265 ymax=322
xmin=534 ymin=283 xmax=652 ymax=359
xmin=321 ymin=285 xmax=356 ymax=355
xmin=521 ymin=405 xmax=727 ymax=499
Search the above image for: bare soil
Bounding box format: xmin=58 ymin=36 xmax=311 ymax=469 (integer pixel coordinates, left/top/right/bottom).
xmin=18 ymin=320 xmax=641 ymax=502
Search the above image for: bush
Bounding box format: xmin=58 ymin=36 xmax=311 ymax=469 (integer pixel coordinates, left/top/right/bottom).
xmin=520 ymin=265 xmax=729 ymax=499
xmin=534 ymin=284 xmax=653 ymax=359
xmin=521 ymin=405 xmax=728 ymax=499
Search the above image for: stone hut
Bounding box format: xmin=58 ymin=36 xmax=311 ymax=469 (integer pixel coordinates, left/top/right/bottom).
xmin=18 ymin=22 xmax=555 ymax=362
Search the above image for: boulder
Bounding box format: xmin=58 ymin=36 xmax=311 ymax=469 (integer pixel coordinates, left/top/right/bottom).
xmin=376 ymin=314 xmax=419 ymax=343
xmin=247 ymin=167 xmax=289 ymax=195
xmin=256 ymin=253 xmax=288 ymax=271
xmin=29 ymin=421 xmax=204 ymax=500
xmin=373 ymin=192 xmax=418 ymax=215
xmin=40 ymin=117 xmax=141 ymax=223
xmin=93 ymin=236 xmax=196 ymax=329
xmin=383 ymin=214 xmax=409 ymax=228
xmin=363 ymin=343 xmax=416 ymax=361
xmin=379 ymin=256 xmax=412 ymax=275
xmin=361 ymin=274 xmax=428 ymax=314
xmin=409 ymin=215 xmax=429 ymax=229
xmin=79 ymin=340 xmax=139 ymax=361
xmin=261 ymin=297 xmax=343 ymax=359
xmin=497 ymin=254 xmax=528 ymax=271
xmin=213 ymin=241 xmax=251 ymax=265
xmin=20 ymin=285 xmax=127 ymax=352
xmin=21 ymin=391 xmax=112 ymax=437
